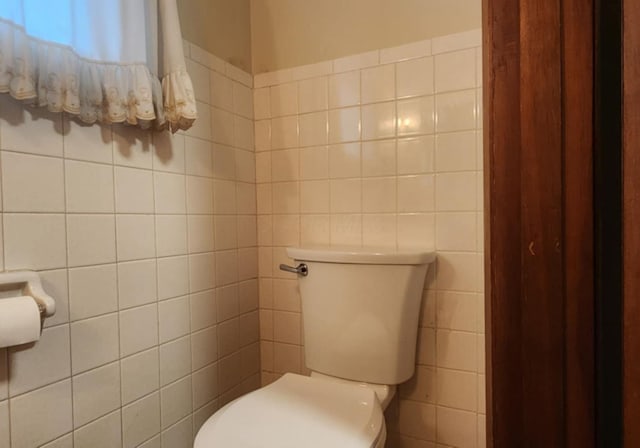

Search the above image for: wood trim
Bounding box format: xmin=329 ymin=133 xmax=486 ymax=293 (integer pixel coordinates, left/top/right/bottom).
xmin=623 ymin=0 xmax=640 ymax=444
xmin=563 ymin=0 xmax=595 ymax=446
xmin=484 ymin=0 xmax=595 ymax=445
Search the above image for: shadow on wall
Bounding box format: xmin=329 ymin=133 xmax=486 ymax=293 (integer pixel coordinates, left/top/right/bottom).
xmin=0 ymin=94 xmax=179 ymax=166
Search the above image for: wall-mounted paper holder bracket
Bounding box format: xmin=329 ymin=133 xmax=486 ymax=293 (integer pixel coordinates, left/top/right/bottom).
xmin=0 ymin=271 xmax=56 ymax=320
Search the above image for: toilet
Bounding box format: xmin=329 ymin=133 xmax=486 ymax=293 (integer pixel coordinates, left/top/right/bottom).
xmin=195 ymin=246 xmax=435 ymax=448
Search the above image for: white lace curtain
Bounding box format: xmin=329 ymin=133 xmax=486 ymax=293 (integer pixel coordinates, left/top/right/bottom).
xmin=0 ymin=0 xmax=197 ymax=131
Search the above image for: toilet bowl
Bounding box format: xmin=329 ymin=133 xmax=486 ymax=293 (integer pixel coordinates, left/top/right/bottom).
xmin=194 ymin=246 xmax=435 ymax=448
xmin=195 ymin=373 xmax=388 ymax=448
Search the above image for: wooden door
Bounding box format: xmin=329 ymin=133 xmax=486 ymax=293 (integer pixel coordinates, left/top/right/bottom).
xmin=483 ymin=0 xmax=595 ymax=445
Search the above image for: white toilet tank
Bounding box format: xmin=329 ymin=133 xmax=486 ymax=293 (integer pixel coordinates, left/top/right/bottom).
xmin=286 ymin=246 xmax=435 ymax=385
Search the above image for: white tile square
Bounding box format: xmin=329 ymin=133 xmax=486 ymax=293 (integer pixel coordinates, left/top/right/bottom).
xmin=70 ymin=313 xmax=119 ymax=374
xmin=253 ymin=87 xmax=271 ymax=120
xmin=435 ymin=131 xmax=477 ymax=173
xmin=153 ymin=131 xmax=185 ymax=174
xmin=330 ymin=214 xmax=362 ymax=246
xmin=214 ymin=215 xmax=238 ymax=250
xmin=215 ymin=250 xmax=238 ymax=286
xmin=235 ymin=149 xmax=255 ymax=183
xmin=120 ymin=304 xmax=159 ymax=357
xmin=121 ymin=348 xmax=159 ymax=405
xmin=63 ymin=118 xmax=113 ymax=163
xmin=380 ymin=39 xmax=432 ymax=63
xmin=60 ymin=216 xmax=110 ymax=270
xmin=112 ymin=125 xmax=153 ymax=169
xmin=362 ymin=214 xmax=397 ymax=248
xmin=189 ymin=253 xmax=216 ymax=293
xmin=300 ymin=146 xmax=328 ymax=180
xmin=397 ymin=213 xmax=434 ymax=249
xmin=192 ymin=363 xmax=218 ymax=409
xmin=118 ymin=259 xmax=158 ymax=309
xmin=300 ymin=181 xmax=330 ymax=214
xmin=184 ymin=102 xmax=212 ymax=142
xmin=436 ymin=252 xmax=479 ymax=292
xmin=298 ymin=77 xmax=328 ymax=113
xmin=435 ymin=172 xmax=477 ymax=211
xmin=191 ymin=289 xmax=217 ymax=332
xmin=9 ymin=380 xmax=72 ymax=447
xmin=213 ymin=179 xmax=237 ymax=214
xmin=156 ymin=215 xmax=188 ymax=257
xmin=332 ymin=50 xmax=379 ymax=73
xmin=154 ymin=172 xmax=186 ymax=214
xmin=0 ymin=97 xmax=64 ymax=156
xmin=329 ymin=71 xmax=360 ymax=108
xmin=330 ymin=179 xmax=362 ymax=213
xmin=436 ymin=291 xmax=478 ymax=332
xmin=4 ymin=213 xmax=66 ymax=270
xmin=69 ymin=264 xmax=118 ymax=320
xmin=272 ymin=181 xmax=299 ymax=214
xmin=329 ymin=143 xmax=361 ymax=178
xmin=210 ymin=71 xmax=233 ymax=111
xmin=157 ymin=256 xmax=189 ymax=301
xmin=2 ymin=151 xmax=64 ymax=212
xmin=435 ymin=48 xmax=477 ymax=92
xmin=212 ymin=144 xmax=236 ymax=180
xmin=398 ymin=175 xmax=435 ymax=212
xmin=233 ymin=82 xmax=254 ymax=118
xmin=299 ymin=111 xmax=328 ymax=147
xmin=122 ymin=393 xmax=160 ymax=448
xmin=397 ymin=96 xmax=435 ymax=136
xmin=237 ymin=215 xmax=257 ymax=247
xmin=188 ymin=214 xmax=215 ymax=253
xmin=237 ymin=182 xmax=257 ymax=214
xmin=186 ymin=176 xmax=213 ymax=214
xmin=272 ymin=149 xmax=299 ymax=182
xmin=73 ymin=410 xmax=121 ymax=448
xmin=160 ymin=376 xmax=192 ymax=429
xmin=116 ymin=214 xmax=156 ymax=261
xmin=211 ymin=108 xmax=234 ymax=146
xmin=436 ymin=212 xmax=477 ymax=251
xmin=361 ymin=102 xmax=396 ymax=140
xmin=255 ymin=152 xmax=271 ymax=184
xmin=362 ymin=140 xmax=396 ymax=177
xmin=40 ymin=270 xmax=69 ymax=328
xmin=300 ymin=215 xmax=330 ymax=246
xmin=362 ymin=178 xmax=397 ymax=213
xmin=397 ymin=57 xmax=434 ymax=98
xmin=184 ymin=137 xmax=213 ymax=178
xmin=72 ymin=362 xmax=121 ymax=427
xmin=65 ymin=160 xmax=114 ymax=213
xmin=8 ymin=325 xmax=70 ymax=396
xmin=159 ymin=296 xmax=191 ymax=343
xmin=436 ymin=89 xmax=477 ymax=132
xmin=270 ymin=83 xmax=298 ymax=117
xmin=191 ymin=327 xmax=218 ymax=370
xmin=398 ymin=136 xmax=435 ymax=175
xmin=186 ymin=59 xmax=210 ymax=104
xmin=159 ymin=337 xmax=191 ymax=387
xmin=361 ymin=64 xmax=395 ymax=104
xmin=114 ymin=166 xmax=154 ymax=214
xmin=271 ymin=116 xmax=299 ymax=149
xmin=328 ymin=107 xmax=361 ymax=143
xmin=436 ymin=406 xmax=478 ymax=448
xmin=234 ymin=115 xmax=254 ymax=151
xmin=254 ymin=120 xmax=271 ymax=152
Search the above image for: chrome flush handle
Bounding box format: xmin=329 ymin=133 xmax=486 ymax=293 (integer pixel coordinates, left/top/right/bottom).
xmin=279 ymin=263 xmax=308 ymax=276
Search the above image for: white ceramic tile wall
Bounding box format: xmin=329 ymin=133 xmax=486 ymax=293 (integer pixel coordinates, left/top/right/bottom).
xmin=0 ymin=41 xmax=260 ymax=448
xmin=254 ymin=29 xmax=485 ymax=448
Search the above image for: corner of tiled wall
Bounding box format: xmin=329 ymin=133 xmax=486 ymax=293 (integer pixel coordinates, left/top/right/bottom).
xmin=254 ymin=28 xmax=485 ymax=448
xmin=0 ymin=40 xmax=259 ymax=448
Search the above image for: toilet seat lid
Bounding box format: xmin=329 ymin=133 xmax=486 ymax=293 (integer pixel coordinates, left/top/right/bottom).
xmin=195 ymin=373 xmax=384 ymax=448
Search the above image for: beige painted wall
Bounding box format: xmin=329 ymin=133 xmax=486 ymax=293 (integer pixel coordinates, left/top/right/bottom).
xmin=250 ymin=0 xmax=481 ymax=73
xmin=178 ymin=0 xmax=252 ymax=72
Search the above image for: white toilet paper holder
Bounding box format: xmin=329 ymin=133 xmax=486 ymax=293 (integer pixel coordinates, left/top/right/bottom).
xmin=0 ymin=271 xmax=56 ymax=320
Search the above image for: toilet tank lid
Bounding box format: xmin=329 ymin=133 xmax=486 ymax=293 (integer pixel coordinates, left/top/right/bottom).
xmin=287 ymin=246 xmax=436 ymax=265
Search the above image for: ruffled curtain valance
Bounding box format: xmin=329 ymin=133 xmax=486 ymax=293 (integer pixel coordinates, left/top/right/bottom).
xmin=0 ymin=0 xmax=197 ymax=132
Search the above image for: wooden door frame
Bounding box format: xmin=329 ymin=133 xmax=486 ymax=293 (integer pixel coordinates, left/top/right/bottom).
xmin=623 ymin=0 xmax=640 ymax=444
xmin=483 ymin=0 xmax=595 ymax=445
